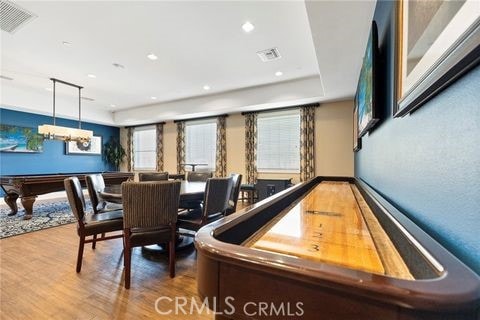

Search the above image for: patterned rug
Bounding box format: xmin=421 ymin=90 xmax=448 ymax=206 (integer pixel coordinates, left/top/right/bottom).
xmin=0 ymin=200 xmax=89 ymax=239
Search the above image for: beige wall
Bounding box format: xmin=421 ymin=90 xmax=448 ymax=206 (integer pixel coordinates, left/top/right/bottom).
xmin=120 ymin=100 xmax=354 ymax=181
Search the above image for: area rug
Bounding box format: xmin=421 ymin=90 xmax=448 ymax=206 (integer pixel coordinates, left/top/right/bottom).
xmin=0 ymin=200 xmax=91 ymax=239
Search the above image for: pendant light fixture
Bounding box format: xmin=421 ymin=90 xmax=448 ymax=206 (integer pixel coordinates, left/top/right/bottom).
xmin=38 ymin=78 xmax=93 ymax=142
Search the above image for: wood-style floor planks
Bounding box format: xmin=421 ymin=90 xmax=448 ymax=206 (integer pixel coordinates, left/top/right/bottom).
xmin=0 ymin=199 xmax=253 ymax=319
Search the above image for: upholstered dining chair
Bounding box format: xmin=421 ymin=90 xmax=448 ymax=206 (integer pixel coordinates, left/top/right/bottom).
xmin=64 ymin=177 xmax=124 ymax=273
xmin=178 ymin=177 xmax=232 ymax=236
xmin=186 ymin=171 xmax=213 ymax=182
xmin=121 ymin=181 xmax=181 ymax=289
xmin=86 ymin=174 xmax=123 ymax=215
xmin=138 ymin=172 xmax=169 ymax=182
xmin=225 ymin=173 xmax=242 ymax=216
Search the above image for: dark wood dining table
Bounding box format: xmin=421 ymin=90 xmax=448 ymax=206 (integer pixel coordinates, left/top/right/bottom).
xmin=99 ymin=180 xmax=206 ymax=205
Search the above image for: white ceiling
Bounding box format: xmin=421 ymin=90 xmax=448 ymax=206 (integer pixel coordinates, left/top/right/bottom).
xmin=1 ymin=1 xmax=376 ymax=126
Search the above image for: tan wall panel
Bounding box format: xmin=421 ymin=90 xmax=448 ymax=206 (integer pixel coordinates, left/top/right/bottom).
xmin=226 ymin=113 xmax=246 ymax=177
xmin=315 ymin=100 xmax=354 ymax=177
xmin=163 ymin=122 xmax=177 ymax=173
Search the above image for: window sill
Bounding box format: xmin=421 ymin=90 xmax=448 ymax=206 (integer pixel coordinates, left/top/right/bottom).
xmin=257 ymin=169 xmax=300 ymax=174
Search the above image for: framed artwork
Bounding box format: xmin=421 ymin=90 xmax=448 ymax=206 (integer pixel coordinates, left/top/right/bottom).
xmin=355 ymin=21 xmax=379 ymax=137
xmin=395 ymin=0 xmax=480 ymax=117
xmin=0 ymin=124 xmax=43 ymax=153
xmin=66 ymin=136 xmax=102 ymax=155
xmin=353 ymin=106 xmax=361 ymax=152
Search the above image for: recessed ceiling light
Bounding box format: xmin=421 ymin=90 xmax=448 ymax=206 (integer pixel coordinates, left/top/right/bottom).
xmin=62 ymin=41 xmax=71 ymax=46
xmin=87 ymin=74 xmax=96 ymax=78
xmin=110 ymin=104 xmax=116 ymax=108
xmin=275 ymin=71 xmax=283 ymax=77
xmin=112 ymin=63 xmax=125 ymax=69
xmin=147 ymin=53 xmax=158 ymax=60
xmin=203 ymin=85 xmax=210 ymax=91
xmin=242 ymin=21 xmax=255 ymax=33
xmin=151 ymin=96 xmax=157 ymax=100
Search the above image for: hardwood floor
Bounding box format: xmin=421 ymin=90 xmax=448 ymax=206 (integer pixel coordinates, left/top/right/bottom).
xmin=0 ymin=201 xmax=252 ymax=319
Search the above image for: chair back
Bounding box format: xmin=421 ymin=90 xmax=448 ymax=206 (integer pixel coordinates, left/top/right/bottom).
xmin=122 ymin=181 xmax=181 ymax=229
xmin=229 ymin=173 xmax=243 ymax=212
xmin=202 ymin=177 xmax=232 ymax=224
xmin=138 ymin=172 xmax=169 ymax=182
xmin=85 ymin=174 xmax=105 ymax=213
xmin=187 ymin=171 xmax=213 ymax=182
xmin=64 ymin=177 xmax=87 ymax=223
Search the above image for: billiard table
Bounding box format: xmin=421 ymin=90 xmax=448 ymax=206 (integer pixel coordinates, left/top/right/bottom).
xmin=0 ymin=172 xmax=133 ymax=220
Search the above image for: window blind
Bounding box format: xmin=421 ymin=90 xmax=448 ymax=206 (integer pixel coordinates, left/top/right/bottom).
xmin=185 ymin=120 xmax=216 ymax=171
xmin=133 ymin=125 xmax=156 ymax=170
xmin=257 ymin=110 xmax=300 ymax=172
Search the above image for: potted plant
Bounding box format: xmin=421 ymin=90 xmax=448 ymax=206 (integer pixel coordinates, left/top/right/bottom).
xmin=103 ymin=136 xmax=126 ymax=171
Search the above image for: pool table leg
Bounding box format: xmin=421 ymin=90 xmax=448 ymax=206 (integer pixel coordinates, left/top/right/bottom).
xmin=21 ymin=196 xmax=37 ymax=220
xmin=4 ymin=193 xmax=19 ymax=216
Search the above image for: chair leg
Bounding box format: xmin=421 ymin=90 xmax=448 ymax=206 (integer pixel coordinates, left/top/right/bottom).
xmin=169 ymin=227 xmax=176 ymax=278
xmin=124 ymin=230 xmax=131 ymax=289
xmin=92 ymin=234 xmax=97 ymax=249
xmin=76 ymin=236 xmax=85 ymax=273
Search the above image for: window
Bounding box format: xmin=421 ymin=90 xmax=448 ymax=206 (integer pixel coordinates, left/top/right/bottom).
xmin=185 ymin=120 xmax=216 ymax=171
xmin=133 ymin=125 xmax=156 ymax=170
xmin=257 ymin=110 xmax=300 ymax=172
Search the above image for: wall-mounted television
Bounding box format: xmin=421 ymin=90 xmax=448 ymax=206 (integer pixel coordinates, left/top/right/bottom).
xmin=355 ymin=20 xmax=379 ymax=137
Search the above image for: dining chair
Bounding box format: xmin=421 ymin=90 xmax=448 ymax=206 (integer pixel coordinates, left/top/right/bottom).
xmin=138 ymin=172 xmax=169 ymax=182
xmin=64 ymin=177 xmax=124 ymax=273
xmin=180 ymin=171 xmax=213 ymax=211
xmin=186 ymin=171 xmax=213 ymax=182
xmin=178 ymin=177 xmax=232 ymax=236
xmin=225 ymin=173 xmax=242 ymax=216
xmin=86 ymin=174 xmax=123 ymax=214
xmin=121 ymin=180 xmax=181 ymax=289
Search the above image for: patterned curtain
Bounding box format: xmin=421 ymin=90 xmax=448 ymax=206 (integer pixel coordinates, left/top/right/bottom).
xmin=176 ymin=122 xmax=186 ymax=174
xmin=156 ymin=123 xmax=164 ymax=172
xmin=300 ymin=105 xmax=316 ymax=181
xmin=215 ymin=116 xmax=227 ymax=177
xmin=126 ymin=127 xmax=133 ymax=172
xmin=245 ymin=113 xmax=258 ymax=184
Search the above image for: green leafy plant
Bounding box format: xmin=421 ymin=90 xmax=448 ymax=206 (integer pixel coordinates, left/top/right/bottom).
xmin=103 ymin=136 xmax=126 ymax=171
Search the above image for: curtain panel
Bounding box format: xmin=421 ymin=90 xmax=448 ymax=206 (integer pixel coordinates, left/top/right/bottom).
xmin=300 ymin=105 xmax=316 ymax=181
xmin=176 ymin=122 xmax=186 ymax=174
xmin=156 ymin=123 xmax=164 ymax=172
xmin=245 ymin=113 xmax=258 ymax=184
xmin=126 ymin=127 xmax=133 ymax=172
xmin=215 ymin=116 xmax=227 ymax=177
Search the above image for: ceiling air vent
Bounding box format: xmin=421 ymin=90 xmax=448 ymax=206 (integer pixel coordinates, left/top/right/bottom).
xmin=257 ymin=47 xmax=281 ymax=62
xmin=0 ymin=75 xmax=14 ymax=80
xmin=81 ymin=96 xmax=95 ymax=102
xmin=0 ymin=0 xmax=37 ymax=34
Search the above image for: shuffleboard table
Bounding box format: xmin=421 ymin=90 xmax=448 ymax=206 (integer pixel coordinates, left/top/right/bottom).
xmin=0 ymin=172 xmax=133 ymax=220
xmin=195 ymin=176 xmax=480 ymax=320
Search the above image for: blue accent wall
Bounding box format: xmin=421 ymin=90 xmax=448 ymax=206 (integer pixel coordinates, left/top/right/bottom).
xmin=0 ymin=108 xmax=119 ymax=178
xmin=356 ymin=1 xmax=480 ymax=274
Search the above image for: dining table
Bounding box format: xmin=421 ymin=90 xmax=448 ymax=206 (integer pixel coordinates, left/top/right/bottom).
xmin=99 ymin=180 xmax=206 ymax=205
xmin=98 ymin=180 xmax=206 ymax=256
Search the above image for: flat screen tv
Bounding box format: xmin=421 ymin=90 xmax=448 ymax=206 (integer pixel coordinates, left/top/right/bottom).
xmin=355 ymin=20 xmax=379 ymax=137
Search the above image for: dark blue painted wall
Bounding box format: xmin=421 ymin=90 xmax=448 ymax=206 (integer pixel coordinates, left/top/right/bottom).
xmin=356 ymin=1 xmax=480 ymax=274
xmin=0 ymin=108 xmax=119 ymax=178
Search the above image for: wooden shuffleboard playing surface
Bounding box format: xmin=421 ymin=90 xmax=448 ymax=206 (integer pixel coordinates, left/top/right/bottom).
xmin=244 ymin=181 xmax=413 ymax=279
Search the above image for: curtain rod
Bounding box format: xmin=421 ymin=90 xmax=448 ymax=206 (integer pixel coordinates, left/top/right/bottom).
xmin=173 ymin=114 xmax=229 ymax=123
xmin=124 ymin=121 xmax=166 ymax=129
xmin=241 ymin=103 xmax=320 ymax=115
